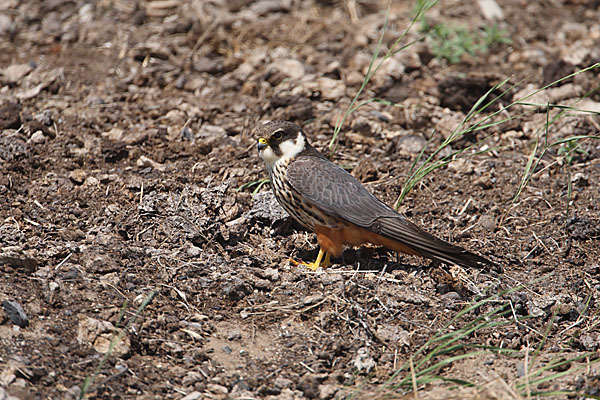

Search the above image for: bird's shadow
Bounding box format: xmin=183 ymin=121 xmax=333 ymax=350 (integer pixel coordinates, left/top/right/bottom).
xmin=293 ymin=246 xmax=426 ymax=274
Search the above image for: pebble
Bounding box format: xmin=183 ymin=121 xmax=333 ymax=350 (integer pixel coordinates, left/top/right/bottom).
xmin=319 ymin=384 xmax=338 ymax=400
xmin=182 ymin=372 xmax=202 ymax=387
xmin=277 ymin=59 xmax=305 ymax=80
xmin=180 ymin=391 xmax=203 ymax=400
xmin=262 ymin=267 xmax=280 ymax=281
xmin=222 ymin=277 xmax=251 ymax=301
xmin=28 ymin=130 xmax=46 ymax=144
xmin=580 ymin=335 xmax=597 ymax=351
xmin=76 ymin=316 xmax=131 ymax=356
xmin=253 ymin=278 xmax=271 ymax=290
xmin=193 ymin=57 xmax=223 ymax=74
xmin=479 ymin=215 xmax=497 ymax=231
xmin=447 ymin=158 xmax=474 ymax=175
xmin=442 ymin=291 xmax=461 ymax=301
xmin=246 ymin=191 xmax=288 ymax=226
xmin=377 ymin=57 xmax=405 ymax=81
xmin=303 ymin=294 xmax=324 ymax=305
xmin=136 ymin=155 xmax=166 ymax=172
xmin=227 ymin=330 xmax=242 ymax=341
xmin=478 ymin=0 xmax=504 ymax=20
xmin=353 ymin=347 xmax=375 ymax=373
xmin=269 ymin=377 xmax=290 ymax=392
xmin=0 ymin=14 xmax=14 ymax=37
xmin=473 ymin=175 xmax=493 ymax=189
xmin=516 ymin=362 xmax=525 ymax=377
xmin=395 ymin=134 xmax=427 ymax=155
xmin=3 ymin=63 xmax=33 ymax=83
xmin=2 ymin=300 xmax=29 ymax=328
xmin=375 ymin=325 xmax=410 ymax=345
xmin=315 ymin=77 xmax=345 ymax=100
xmin=33 ymin=110 xmax=53 ymax=126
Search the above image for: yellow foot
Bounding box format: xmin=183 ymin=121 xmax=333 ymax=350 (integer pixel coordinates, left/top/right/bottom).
xmin=289 ymin=248 xmax=331 ymax=271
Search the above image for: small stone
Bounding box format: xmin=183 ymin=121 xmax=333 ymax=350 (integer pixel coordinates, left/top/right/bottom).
xmin=182 ymin=371 xmax=202 ymax=387
xmin=516 ymin=362 xmax=525 ymax=377
xmin=303 ymin=294 xmax=324 ymax=305
xmin=250 ymin=0 xmax=292 ymax=15
xmin=443 ymin=291 xmax=462 ymax=301
xmin=277 ymin=59 xmax=305 ymax=80
xmin=316 ymin=77 xmax=346 ymax=100
xmin=262 ymin=267 xmax=280 ymax=281
xmin=0 ymin=102 xmax=22 ymax=129
xmin=102 ymin=127 xmax=124 ymax=141
xmin=3 ymin=63 xmax=34 ymax=83
xmin=136 ymin=155 xmax=165 ymax=172
xmin=395 ymin=134 xmax=427 ymax=155
xmin=351 ymin=116 xmax=379 ymax=137
xmin=551 ymin=301 xmax=574 ymax=317
xmin=377 ymin=57 xmax=405 ymax=81
xmin=198 ymin=124 xmax=226 ymax=138
xmin=581 ymin=335 xmax=597 ymax=351
xmin=69 ymin=169 xmax=87 ymax=184
xmin=479 ymin=215 xmax=496 ymax=231
xmin=319 ymin=384 xmax=338 ymax=400
xmin=246 ymin=191 xmax=288 ymax=226
xmin=353 ymin=347 xmax=375 ymax=373
xmin=478 ymin=0 xmax=504 ymax=20
xmin=473 ymin=175 xmax=493 ymax=189
xmin=274 ymin=376 xmax=293 ymax=390
xmin=84 ymin=253 xmax=118 ymax=274
xmin=193 ymin=57 xmax=223 ymax=74
xmin=2 ymin=300 xmax=29 ymax=328
xmin=82 ymin=176 xmax=99 ymax=187
xmin=254 ymin=278 xmax=271 ymax=290
xmin=76 ymin=316 xmax=130 ymax=357
xmin=571 ymin=172 xmax=588 ymax=187
xmin=28 ymin=130 xmax=46 ymax=144
xmin=227 ymin=330 xmax=242 ymax=341
xmin=34 ymin=110 xmax=53 ymax=126
xmin=447 ymin=158 xmax=474 ymax=175
xmin=222 ymin=277 xmax=251 ymax=301
xmin=0 ymin=14 xmax=14 ymax=37
xmin=376 ymin=325 xmax=411 ymax=346
xmin=297 ymin=374 xmax=320 ymax=399
xmin=180 ymin=391 xmax=203 ymax=400
xmin=345 ymin=71 xmax=364 ymax=86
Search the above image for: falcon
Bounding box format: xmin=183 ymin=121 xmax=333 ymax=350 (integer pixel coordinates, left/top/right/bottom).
xmin=256 ymin=120 xmax=493 ymax=271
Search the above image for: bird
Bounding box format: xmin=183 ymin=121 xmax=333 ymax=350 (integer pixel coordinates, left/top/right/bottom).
xmin=256 ymin=120 xmax=494 ymax=271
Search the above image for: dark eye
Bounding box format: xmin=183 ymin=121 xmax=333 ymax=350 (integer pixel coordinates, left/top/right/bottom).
xmin=272 ymin=130 xmax=283 ymax=140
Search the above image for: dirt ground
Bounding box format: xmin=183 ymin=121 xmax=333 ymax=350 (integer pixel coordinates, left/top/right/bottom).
xmin=1 ymin=0 xmax=600 ymax=399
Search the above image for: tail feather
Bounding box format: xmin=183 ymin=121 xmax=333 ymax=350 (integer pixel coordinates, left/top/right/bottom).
xmin=374 ymin=216 xmax=495 ymax=269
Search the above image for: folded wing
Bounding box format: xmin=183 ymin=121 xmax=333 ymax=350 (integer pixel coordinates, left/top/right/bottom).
xmin=286 ymin=156 xmax=493 ymax=268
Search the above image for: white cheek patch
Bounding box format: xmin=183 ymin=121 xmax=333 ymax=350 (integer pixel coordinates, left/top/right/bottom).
xmin=259 ymin=146 xmax=278 ymax=167
xmin=278 ymin=132 xmax=305 ymax=159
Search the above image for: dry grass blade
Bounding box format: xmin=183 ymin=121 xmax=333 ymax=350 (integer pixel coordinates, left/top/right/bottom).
xmin=384 ymin=279 xmax=547 ymax=394
xmin=328 ymin=0 xmax=439 ymax=154
xmin=79 ymin=290 xmax=157 ymax=399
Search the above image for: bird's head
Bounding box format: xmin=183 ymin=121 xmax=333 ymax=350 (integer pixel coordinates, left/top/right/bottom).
xmin=256 ymin=121 xmax=307 ymax=167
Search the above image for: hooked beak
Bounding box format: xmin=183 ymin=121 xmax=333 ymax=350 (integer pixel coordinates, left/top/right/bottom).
xmin=257 ymin=137 xmax=268 ymax=152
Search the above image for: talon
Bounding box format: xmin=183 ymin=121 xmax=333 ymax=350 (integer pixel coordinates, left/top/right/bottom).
xmin=288 ymin=248 xmax=330 ymax=271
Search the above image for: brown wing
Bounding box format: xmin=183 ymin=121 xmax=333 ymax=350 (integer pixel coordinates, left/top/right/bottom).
xmin=286 ymin=156 xmax=493 ymax=268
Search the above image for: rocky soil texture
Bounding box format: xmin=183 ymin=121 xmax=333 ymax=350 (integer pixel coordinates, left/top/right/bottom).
xmin=1 ymin=0 xmax=600 ymax=399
